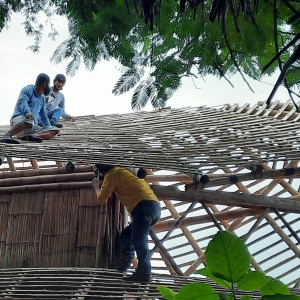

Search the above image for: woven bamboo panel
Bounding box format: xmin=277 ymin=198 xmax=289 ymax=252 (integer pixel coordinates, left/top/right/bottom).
xmin=0 ymin=188 xmax=123 ymax=270
xmin=1 ymin=100 xmax=300 ymax=173
xmin=0 ymin=268 xmax=299 ymax=299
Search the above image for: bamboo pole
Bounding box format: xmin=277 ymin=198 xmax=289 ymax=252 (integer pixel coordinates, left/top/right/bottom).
xmin=152 ymin=185 xmax=300 ymax=213
xmin=30 ymin=159 xmax=39 ymax=170
xmin=185 ymin=167 xmax=300 ymax=191
xmin=0 ymin=172 xmax=96 ymax=187
xmin=153 ymin=208 xmax=264 ymax=232
xmin=265 ymin=214 xmax=300 ymax=258
xmin=0 ymin=165 xmax=93 ymax=179
xmin=95 ymin=201 xmax=108 ymax=268
xmin=0 ymin=182 xmax=92 ymax=193
xmin=6 ymin=157 xmax=16 ymax=171
xmin=149 ymin=229 xmax=183 ymax=276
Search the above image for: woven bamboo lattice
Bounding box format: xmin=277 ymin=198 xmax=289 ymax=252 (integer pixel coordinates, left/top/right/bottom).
xmin=1 ymin=100 xmax=300 ymax=172
xmin=0 ymin=268 xmax=299 ymax=299
xmin=0 ymin=100 xmax=300 ymax=298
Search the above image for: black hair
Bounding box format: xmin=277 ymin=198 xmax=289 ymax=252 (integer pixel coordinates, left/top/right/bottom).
xmin=54 ymin=74 xmax=66 ymax=84
xmin=95 ymin=164 xmax=114 ymax=174
xmin=35 ymin=73 xmax=50 ymax=86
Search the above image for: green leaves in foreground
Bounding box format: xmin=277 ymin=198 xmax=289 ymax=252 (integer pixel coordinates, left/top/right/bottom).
xmin=158 ymin=283 xmax=218 ymax=300
xmin=158 ymin=231 xmax=300 ymax=300
xmin=205 ymin=231 xmax=250 ymax=283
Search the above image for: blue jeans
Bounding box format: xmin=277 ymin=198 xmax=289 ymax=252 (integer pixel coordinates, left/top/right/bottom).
xmin=47 ymin=108 xmax=63 ymax=123
xmin=121 ymin=200 xmax=161 ymax=274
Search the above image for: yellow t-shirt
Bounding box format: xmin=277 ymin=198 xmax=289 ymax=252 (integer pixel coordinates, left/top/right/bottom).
xmin=97 ymin=166 xmax=159 ymax=213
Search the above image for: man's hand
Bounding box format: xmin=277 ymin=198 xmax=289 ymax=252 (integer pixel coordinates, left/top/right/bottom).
xmin=66 ymin=115 xmax=75 ymax=121
xmin=92 ymin=178 xmax=102 ymax=196
xmin=25 ymin=113 xmax=34 ymax=120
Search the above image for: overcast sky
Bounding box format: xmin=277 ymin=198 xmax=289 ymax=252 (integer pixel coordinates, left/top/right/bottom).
xmin=0 ymin=12 xmax=291 ymax=125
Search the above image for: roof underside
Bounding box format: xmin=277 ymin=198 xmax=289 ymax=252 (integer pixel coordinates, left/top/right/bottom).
xmin=0 ymin=100 xmax=300 ymax=291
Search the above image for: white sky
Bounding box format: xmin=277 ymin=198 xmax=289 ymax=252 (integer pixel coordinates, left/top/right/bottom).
xmin=0 ymin=12 xmax=292 ymax=125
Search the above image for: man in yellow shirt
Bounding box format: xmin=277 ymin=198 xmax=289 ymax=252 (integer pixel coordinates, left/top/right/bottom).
xmin=91 ymin=164 xmax=161 ymax=282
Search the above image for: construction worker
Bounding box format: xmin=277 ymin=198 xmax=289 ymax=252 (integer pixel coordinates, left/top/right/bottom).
xmin=91 ymin=164 xmax=161 ymax=282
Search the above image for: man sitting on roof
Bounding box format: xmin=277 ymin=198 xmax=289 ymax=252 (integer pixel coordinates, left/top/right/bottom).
xmin=0 ymin=73 xmax=60 ymax=144
xmin=91 ymin=164 xmax=161 ymax=283
xmin=44 ymin=74 xmax=75 ymax=128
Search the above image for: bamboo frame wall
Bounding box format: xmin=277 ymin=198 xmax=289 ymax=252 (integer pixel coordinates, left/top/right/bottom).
xmin=0 ymin=186 xmax=124 ymax=270
xmin=0 ymin=100 xmax=300 ymax=292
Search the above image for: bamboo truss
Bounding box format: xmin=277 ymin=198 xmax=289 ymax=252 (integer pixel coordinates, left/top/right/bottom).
xmin=0 ymin=100 xmax=299 ymax=296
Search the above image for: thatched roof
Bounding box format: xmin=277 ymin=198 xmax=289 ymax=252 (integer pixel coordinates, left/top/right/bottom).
xmin=0 ymin=100 xmax=300 ymax=292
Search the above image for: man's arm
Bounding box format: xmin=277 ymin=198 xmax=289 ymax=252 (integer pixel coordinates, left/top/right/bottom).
xmin=92 ymin=178 xmax=101 ymax=196
xmin=17 ymin=87 xmax=33 ymax=115
xmin=91 ymin=174 xmax=118 ymax=204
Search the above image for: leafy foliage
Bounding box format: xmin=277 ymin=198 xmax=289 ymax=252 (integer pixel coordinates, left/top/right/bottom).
xmin=2 ymin=1 xmax=300 ymax=109
xmin=158 ymin=231 xmax=300 ymax=300
xmin=205 ymin=231 xmax=251 ymax=284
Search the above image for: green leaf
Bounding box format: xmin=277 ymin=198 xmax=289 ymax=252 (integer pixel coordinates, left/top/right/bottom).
xmin=219 ymin=293 xmax=234 ymax=300
xmin=197 ymin=267 xmax=231 ymax=289
xmin=142 ymin=38 xmax=151 ymax=53
xmin=157 ymin=286 xmax=177 ymax=300
xmin=260 ymin=279 xmax=290 ymax=296
xmin=261 ymin=295 xmax=300 ymax=300
xmin=240 ymin=296 xmax=253 ymax=300
xmin=112 ymin=67 xmax=145 ymax=95
xmin=285 ymin=67 xmax=300 ymax=86
xmin=238 ymin=271 xmax=272 ymax=291
xmin=131 ymin=80 xmax=148 ymax=111
xmin=175 ymin=283 xmax=219 ymax=300
xmin=205 ymin=231 xmax=251 ymax=283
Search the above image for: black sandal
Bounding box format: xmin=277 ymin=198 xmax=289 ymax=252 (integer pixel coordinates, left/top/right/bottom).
xmin=0 ymin=137 xmax=20 ymax=144
xmin=21 ymin=135 xmax=43 ymax=143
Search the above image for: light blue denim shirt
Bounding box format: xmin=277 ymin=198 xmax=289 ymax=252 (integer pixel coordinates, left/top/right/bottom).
xmin=11 ymin=85 xmax=50 ymax=126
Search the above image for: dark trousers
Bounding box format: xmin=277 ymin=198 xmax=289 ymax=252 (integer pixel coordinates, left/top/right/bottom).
xmin=120 ymin=200 xmax=161 ymax=274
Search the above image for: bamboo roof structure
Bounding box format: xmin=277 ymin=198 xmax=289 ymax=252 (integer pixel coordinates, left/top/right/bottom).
xmin=1 ymin=100 xmax=300 ymax=172
xmin=0 ymin=268 xmax=299 ymax=299
xmin=0 ymin=100 xmax=300 ymax=298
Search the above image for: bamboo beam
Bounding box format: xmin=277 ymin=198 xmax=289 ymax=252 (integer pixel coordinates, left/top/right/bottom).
xmin=147 ymin=169 xmax=202 ymax=275
xmin=153 ymin=208 xmax=264 ymax=232
xmin=185 ymin=167 xmax=300 ymax=191
xmin=6 ymin=157 xmax=16 ymax=171
xmin=30 ymin=159 xmax=39 ymax=170
xmin=149 ymin=229 xmax=183 ymax=276
xmin=0 ymin=172 xmax=95 ymax=187
xmin=273 ymin=209 xmax=300 ymax=244
xmin=0 ymin=165 xmax=93 ymax=179
xmin=152 ymin=185 xmax=300 ymax=213
xmin=150 ymin=201 xmax=198 ymax=255
xmin=145 ymin=174 xmax=193 ymax=183
xmin=0 ymin=181 xmax=92 ymax=193
xmin=265 ymin=214 xmax=300 ymax=258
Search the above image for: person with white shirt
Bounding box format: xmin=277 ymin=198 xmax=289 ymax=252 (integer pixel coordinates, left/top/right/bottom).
xmin=45 ymin=74 xmax=75 ymax=128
